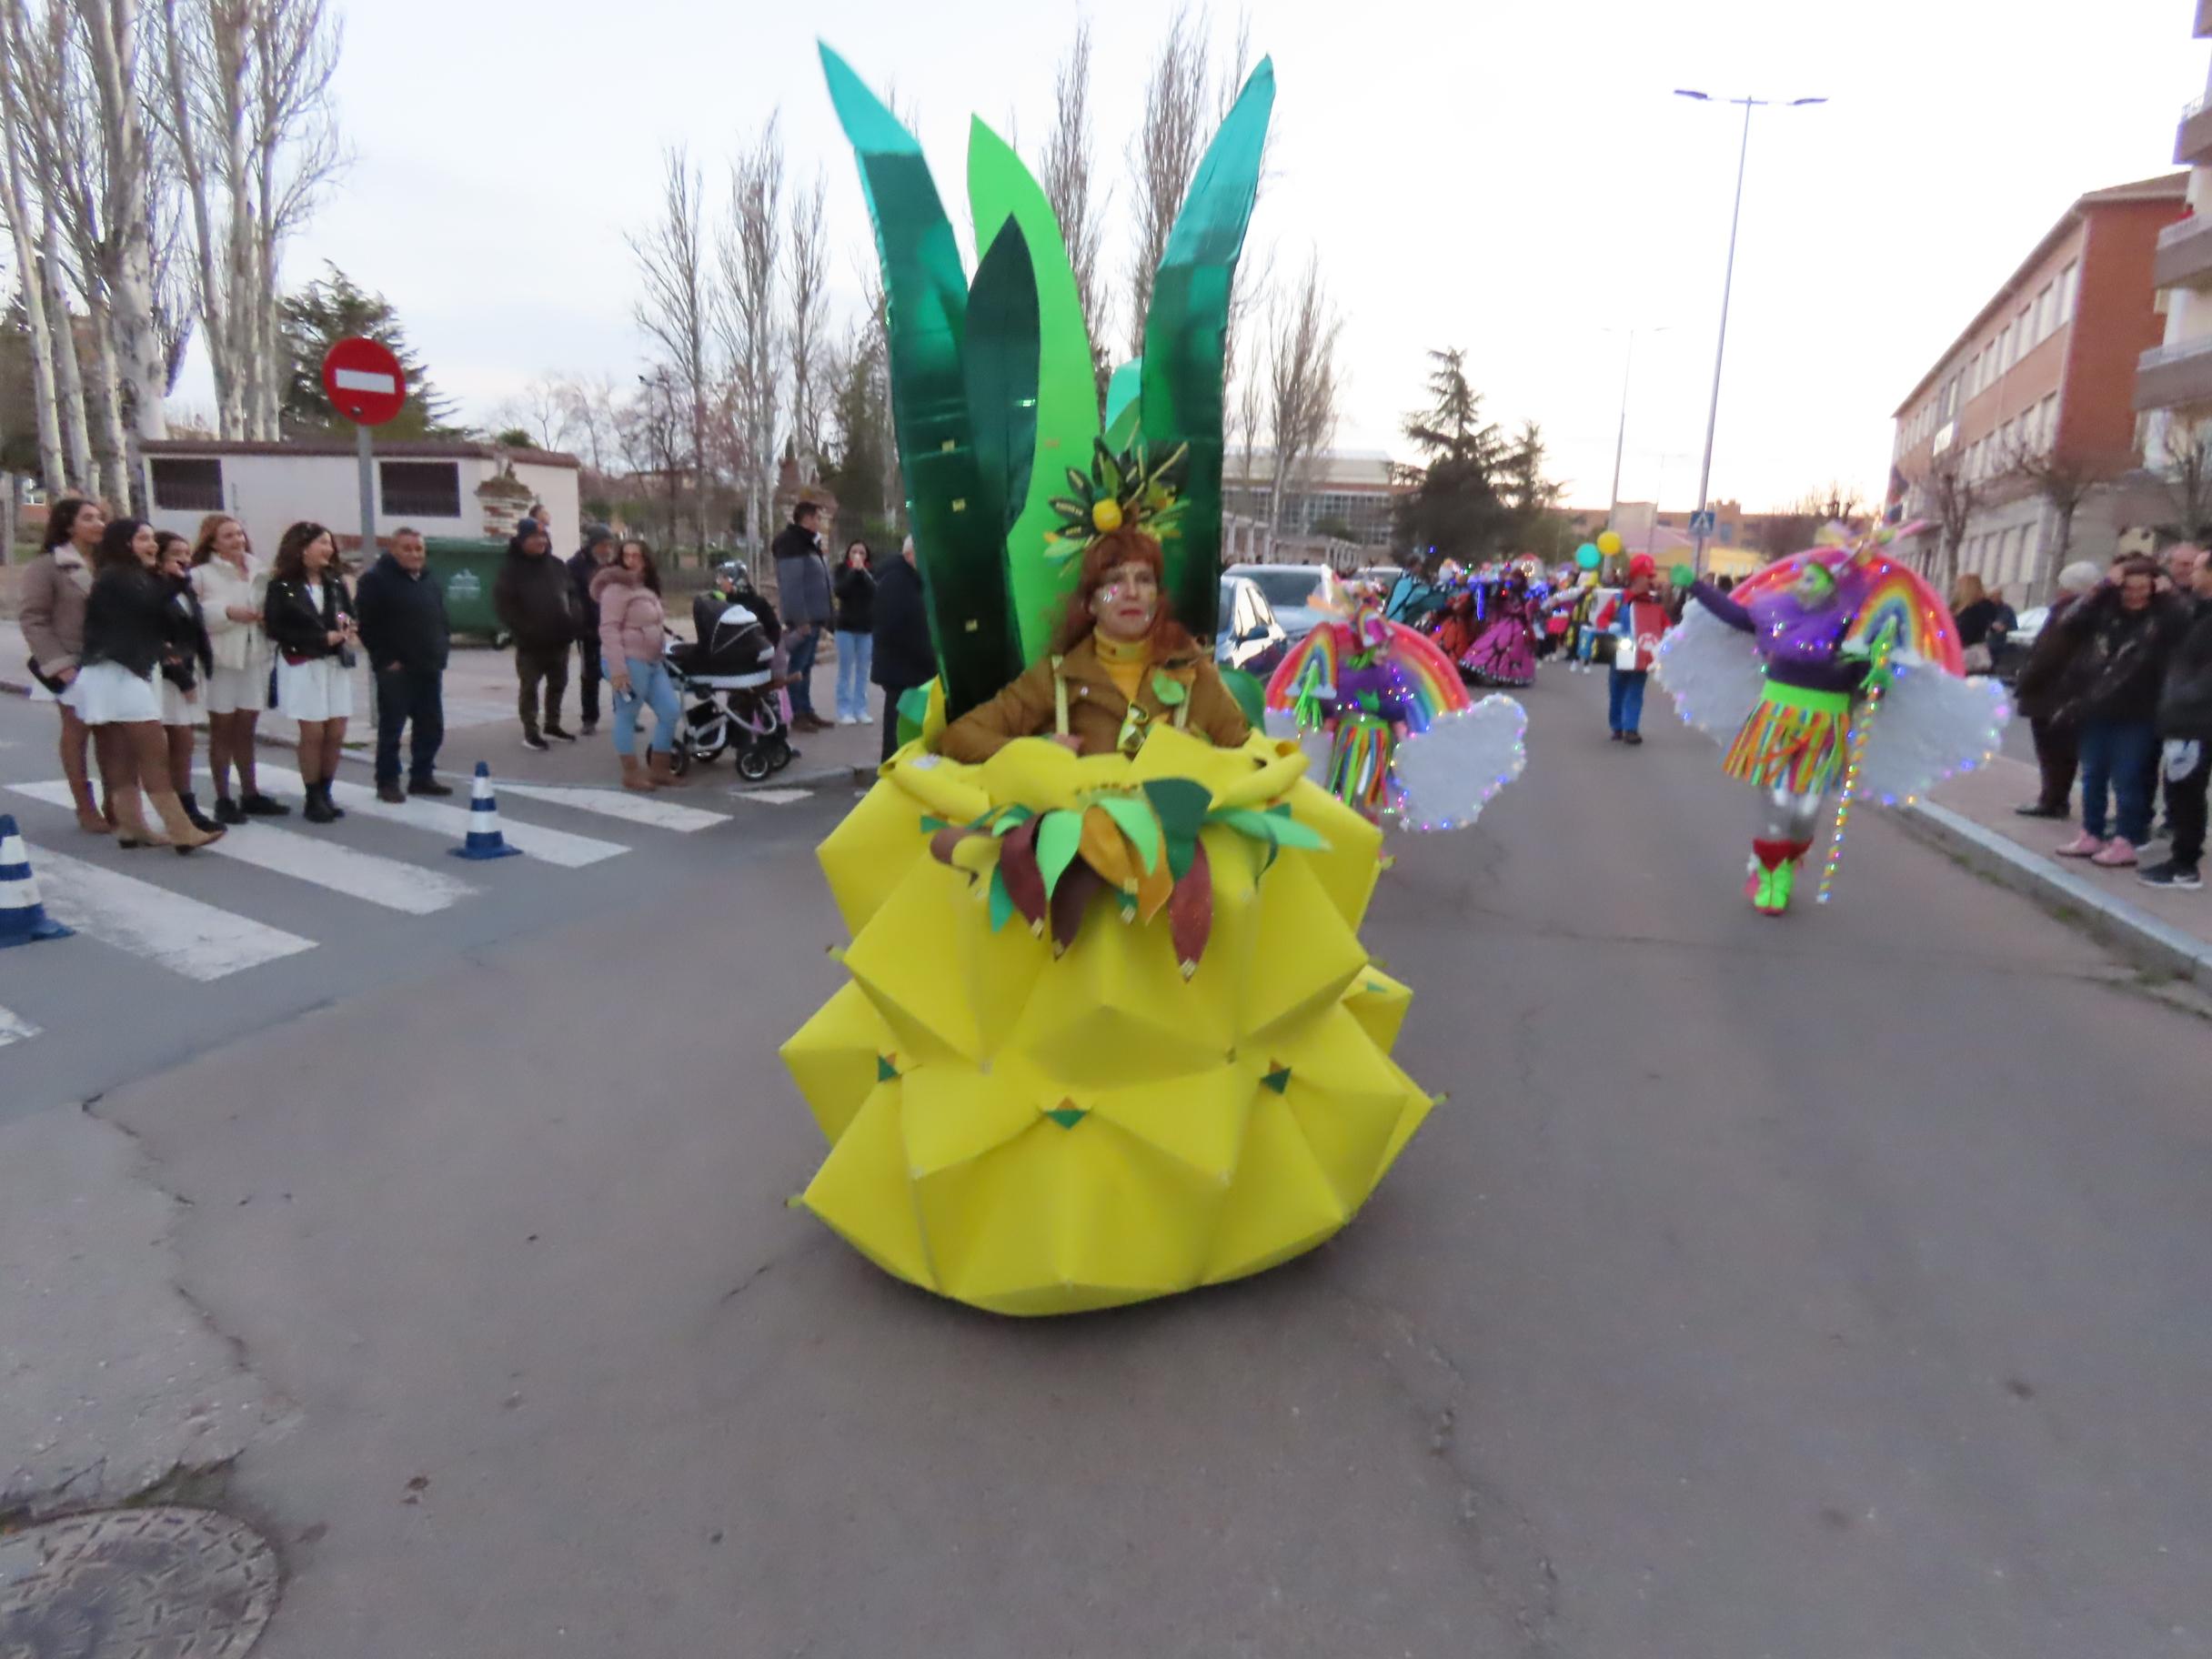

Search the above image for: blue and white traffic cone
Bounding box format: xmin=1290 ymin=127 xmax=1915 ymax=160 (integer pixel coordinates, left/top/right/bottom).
xmin=448 ymin=762 xmax=523 ymax=860
xmin=0 ymin=814 xmax=75 ymax=948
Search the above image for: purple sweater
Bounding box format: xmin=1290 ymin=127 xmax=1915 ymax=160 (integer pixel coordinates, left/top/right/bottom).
xmin=1691 ymin=581 xmax=1867 ymax=695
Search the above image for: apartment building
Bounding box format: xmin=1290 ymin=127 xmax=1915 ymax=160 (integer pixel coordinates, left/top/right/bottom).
xmin=1222 ymin=448 xmax=1405 ymax=548
xmin=2136 ymin=1 xmax=2212 ymax=480
xmin=1891 ymin=172 xmax=2185 ymax=601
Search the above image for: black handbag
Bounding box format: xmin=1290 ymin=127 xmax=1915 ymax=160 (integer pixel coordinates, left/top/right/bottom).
xmin=25 ymin=656 xmax=68 ymax=696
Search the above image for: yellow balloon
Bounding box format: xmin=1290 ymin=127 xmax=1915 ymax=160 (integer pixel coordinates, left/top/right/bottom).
xmin=1596 ymin=530 xmax=1624 ymax=558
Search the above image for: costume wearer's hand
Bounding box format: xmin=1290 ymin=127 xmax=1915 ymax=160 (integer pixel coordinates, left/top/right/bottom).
xmin=1051 ymin=733 xmax=1084 ymax=753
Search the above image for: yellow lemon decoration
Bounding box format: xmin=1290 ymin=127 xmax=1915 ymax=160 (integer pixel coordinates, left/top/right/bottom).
xmin=1091 ymin=498 xmax=1124 ymax=533
xmin=781 ymin=726 xmax=1433 ymax=1316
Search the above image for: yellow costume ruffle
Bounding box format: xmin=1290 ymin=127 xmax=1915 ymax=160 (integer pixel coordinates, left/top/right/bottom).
xmin=780 ymin=725 xmax=1433 ymax=1316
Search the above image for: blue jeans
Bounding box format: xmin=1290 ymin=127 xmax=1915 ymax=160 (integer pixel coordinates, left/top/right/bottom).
xmin=1607 ymin=668 xmax=1648 ymax=734
xmin=611 ymin=657 xmax=679 ymax=757
xmin=787 ymin=627 xmax=820 ymax=718
xmin=835 ymin=630 xmax=873 ymax=720
xmin=2076 ymin=718 xmax=2158 ymax=843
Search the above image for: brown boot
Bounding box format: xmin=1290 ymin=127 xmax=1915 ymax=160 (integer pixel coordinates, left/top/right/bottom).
xmin=647 ymin=749 xmax=687 ymax=789
xmin=110 ymin=789 xmax=169 ymax=850
xmin=149 ymin=789 xmax=225 ymax=852
xmin=619 ymin=753 xmax=656 ymax=794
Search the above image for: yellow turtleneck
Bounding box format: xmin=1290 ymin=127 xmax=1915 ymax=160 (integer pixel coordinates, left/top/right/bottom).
xmin=1093 ymin=632 xmax=1150 ymax=704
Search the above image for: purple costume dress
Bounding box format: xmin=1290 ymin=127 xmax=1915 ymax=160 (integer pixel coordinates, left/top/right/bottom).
xmin=1462 ymin=583 xmax=1536 ymax=688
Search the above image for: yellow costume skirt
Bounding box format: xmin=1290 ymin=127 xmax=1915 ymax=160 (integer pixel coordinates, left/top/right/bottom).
xmin=780 ymin=725 xmax=1433 ymax=1316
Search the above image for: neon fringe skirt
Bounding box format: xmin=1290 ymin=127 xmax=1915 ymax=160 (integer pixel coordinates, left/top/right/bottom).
xmin=1325 ymin=713 xmax=1398 ymax=820
xmin=1723 ymin=681 xmax=1852 ymax=796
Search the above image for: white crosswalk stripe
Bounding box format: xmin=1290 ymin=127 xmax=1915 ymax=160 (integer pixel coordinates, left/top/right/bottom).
xmin=9 ymin=781 xmax=478 ymax=915
xmin=0 ymin=1004 xmax=39 ymax=1047
xmin=25 ymin=843 xmax=315 ymax=979
xmin=495 ymin=779 xmax=730 ymax=833
xmin=246 ymin=768 xmax=628 ymax=868
xmin=730 ymin=787 xmax=814 ymax=806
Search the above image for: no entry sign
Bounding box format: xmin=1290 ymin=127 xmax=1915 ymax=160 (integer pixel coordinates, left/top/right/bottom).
xmin=320 ymin=336 xmax=407 ymax=427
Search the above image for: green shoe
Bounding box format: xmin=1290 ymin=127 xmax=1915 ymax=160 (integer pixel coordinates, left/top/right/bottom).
xmin=1768 ymin=858 xmax=1797 ymax=913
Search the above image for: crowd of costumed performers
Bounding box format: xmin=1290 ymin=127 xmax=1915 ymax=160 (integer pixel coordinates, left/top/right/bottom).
xmin=779 ymin=45 xmax=1530 ymax=1317
xmin=1654 ymin=523 xmax=2009 ymax=917
xmin=1259 ymin=572 xmax=1527 ymax=831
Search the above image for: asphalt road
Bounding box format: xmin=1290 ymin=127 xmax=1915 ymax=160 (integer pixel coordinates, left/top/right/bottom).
xmin=9 ymin=669 xmax=2212 ymax=1659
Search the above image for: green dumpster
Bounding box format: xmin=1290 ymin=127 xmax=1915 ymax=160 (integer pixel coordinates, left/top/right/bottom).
xmin=423 ymin=538 xmax=508 ymax=641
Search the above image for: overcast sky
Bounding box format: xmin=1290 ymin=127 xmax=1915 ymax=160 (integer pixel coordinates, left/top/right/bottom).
xmin=187 ymin=0 xmax=2210 ymax=514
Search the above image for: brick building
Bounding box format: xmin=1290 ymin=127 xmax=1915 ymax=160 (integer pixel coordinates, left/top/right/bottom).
xmin=1890 ymin=172 xmax=2187 ymax=602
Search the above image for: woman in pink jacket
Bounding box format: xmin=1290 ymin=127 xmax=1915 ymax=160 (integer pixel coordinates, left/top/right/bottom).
xmin=591 ymin=540 xmax=685 ymax=791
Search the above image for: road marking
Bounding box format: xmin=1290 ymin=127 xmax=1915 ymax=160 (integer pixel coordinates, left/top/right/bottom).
xmin=495 ymin=780 xmax=730 ymax=833
xmin=0 ymin=1005 xmax=39 ymax=1047
xmin=25 ymin=844 xmax=315 ymax=979
xmin=730 ymin=788 xmax=814 ymax=806
xmin=11 ymin=781 xmax=478 ymax=915
xmin=247 ymin=768 xmax=628 ymax=868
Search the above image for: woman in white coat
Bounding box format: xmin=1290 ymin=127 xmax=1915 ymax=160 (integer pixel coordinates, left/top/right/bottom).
xmin=190 ymin=513 xmax=289 ymax=821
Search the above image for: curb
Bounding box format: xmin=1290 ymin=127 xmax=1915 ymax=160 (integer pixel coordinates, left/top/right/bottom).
xmin=735 ymin=763 xmax=873 ymax=793
xmin=1901 ymin=799 xmax=2212 ymax=988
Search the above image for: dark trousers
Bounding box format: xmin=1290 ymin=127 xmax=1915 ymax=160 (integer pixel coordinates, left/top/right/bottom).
xmin=2077 ymin=718 xmax=2158 ymax=844
xmin=1607 ymin=668 xmax=1648 ymax=734
xmin=879 ymin=682 xmax=916 ymax=762
xmin=2164 ymin=738 xmax=2209 ymax=867
xmin=516 ymin=643 xmax=568 ymax=734
xmin=787 ymin=627 xmax=820 ymax=719
xmin=2028 ymin=715 xmax=2077 ymax=813
xmin=375 ymin=664 xmax=446 ymax=785
xmin=577 ymin=638 xmax=604 ymax=729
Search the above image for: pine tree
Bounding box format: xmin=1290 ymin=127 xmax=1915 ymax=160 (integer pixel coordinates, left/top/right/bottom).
xmin=1393 ymin=348 xmax=1515 ymax=564
xmin=279 ymin=264 xmax=458 ymax=438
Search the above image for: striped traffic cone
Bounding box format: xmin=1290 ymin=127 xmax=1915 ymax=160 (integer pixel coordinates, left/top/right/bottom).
xmin=448 ymin=762 xmax=523 ymax=860
xmin=0 ymin=814 xmax=75 ymax=948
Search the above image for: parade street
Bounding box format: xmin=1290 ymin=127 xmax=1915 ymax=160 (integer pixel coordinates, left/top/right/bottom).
xmin=3 ymin=667 xmax=2206 ymax=1659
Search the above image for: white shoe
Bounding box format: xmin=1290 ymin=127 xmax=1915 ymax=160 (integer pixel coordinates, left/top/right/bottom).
xmin=859 ymin=711 xmax=875 ymax=725
xmin=838 ymin=714 xmax=858 ymax=726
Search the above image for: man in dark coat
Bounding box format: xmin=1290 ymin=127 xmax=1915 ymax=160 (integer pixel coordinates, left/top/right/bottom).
xmin=568 ymin=524 xmax=618 ymax=734
xmin=2142 ymin=552 xmax=2212 ymax=889
xmin=354 ymin=527 xmax=455 ymax=802
xmin=870 ymin=534 xmax=937 ymax=763
xmin=2012 ymin=560 xmax=2102 ymax=820
xmin=772 ymin=501 xmax=834 ymax=732
xmin=492 ymin=517 xmax=578 ymax=750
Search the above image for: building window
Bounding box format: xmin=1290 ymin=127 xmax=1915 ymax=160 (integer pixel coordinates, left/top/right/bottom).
xmin=2057 ymin=260 xmax=2079 ymax=325
xmin=378 ymin=461 xmax=461 ymax=518
xmin=149 ymin=457 xmax=223 ymax=511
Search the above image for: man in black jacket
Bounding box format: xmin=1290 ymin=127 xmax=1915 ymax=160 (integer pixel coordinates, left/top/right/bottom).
xmin=567 ymin=525 xmax=618 ymax=734
xmin=493 ymin=518 xmax=578 ymax=750
xmin=354 ymin=528 xmax=455 ymax=802
xmin=2142 ymin=553 xmax=2212 ymax=889
xmin=772 ymin=502 xmax=834 ymax=732
xmin=870 ymin=534 xmax=936 ymax=763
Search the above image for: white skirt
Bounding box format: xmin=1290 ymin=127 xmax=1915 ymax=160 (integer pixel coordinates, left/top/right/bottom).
xmin=62 ymin=660 xmax=162 ymax=725
xmin=204 ymin=664 xmax=268 ymax=715
xmin=160 ymin=675 xmax=200 ymax=727
xmin=275 ymin=656 xmax=353 ymax=721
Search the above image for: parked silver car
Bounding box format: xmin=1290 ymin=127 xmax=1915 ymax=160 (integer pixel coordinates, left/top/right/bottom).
xmin=1223 ymin=563 xmax=1328 ymax=640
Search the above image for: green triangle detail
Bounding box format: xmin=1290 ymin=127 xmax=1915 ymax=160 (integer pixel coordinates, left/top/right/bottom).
xmin=1043 ymin=1107 xmax=1089 ymax=1130
xmin=877 ymin=1055 xmax=899 ymax=1082
xmin=1261 ymin=1068 xmax=1291 ymax=1095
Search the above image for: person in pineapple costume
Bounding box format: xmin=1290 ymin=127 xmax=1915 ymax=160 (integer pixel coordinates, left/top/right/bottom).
xmin=781 ymin=44 xmax=1436 ymax=1315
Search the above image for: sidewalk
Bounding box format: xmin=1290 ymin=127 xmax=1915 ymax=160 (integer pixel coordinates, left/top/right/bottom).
xmin=0 ymin=618 xmax=888 ymax=790
xmin=1904 ymin=751 xmax=2212 ymax=988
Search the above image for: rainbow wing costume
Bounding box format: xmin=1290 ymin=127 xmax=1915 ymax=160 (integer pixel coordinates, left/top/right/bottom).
xmin=1263 ymin=598 xmax=1528 ymax=831
xmin=1655 ymin=532 xmax=2008 ymax=809
xmin=782 ymin=48 xmax=1433 ymax=1317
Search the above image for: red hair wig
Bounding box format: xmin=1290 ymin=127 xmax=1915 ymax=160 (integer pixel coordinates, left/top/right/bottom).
xmin=1052 ymin=528 xmax=1196 ymax=656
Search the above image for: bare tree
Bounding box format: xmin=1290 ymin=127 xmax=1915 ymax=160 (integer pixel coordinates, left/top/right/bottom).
xmin=554 ymin=370 xmax=621 ymax=479
xmin=2007 ymin=444 xmax=2123 ymax=599
xmin=718 ymin=114 xmax=782 ymax=567
xmin=2156 ymin=417 xmax=2212 ymax=544
xmin=1126 ymin=4 xmax=1208 ymax=358
xmin=1261 ymin=252 xmax=1342 ymax=558
xmin=487 ymin=375 xmax=569 ymax=451
xmin=785 ymin=166 xmax=826 ymax=485
xmin=1913 ymin=450 xmax=1976 ymax=591
xmin=152 ymin=0 xmax=341 ymax=440
xmin=628 ymin=145 xmax=713 ymax=556
xmin=1042 ymin=16 xmax=1109 ymax=394
xmin=79 ymin=0 xmax=170 ymax=450
xmin=0 ymin=3 xmax=71 ymax=491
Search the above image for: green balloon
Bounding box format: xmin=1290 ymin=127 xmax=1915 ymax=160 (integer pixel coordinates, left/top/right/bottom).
xmin=1671 ymin=563 xmax=1696 ymax=588
xmin=1575 ymin=543 xmax=1601 ymax=569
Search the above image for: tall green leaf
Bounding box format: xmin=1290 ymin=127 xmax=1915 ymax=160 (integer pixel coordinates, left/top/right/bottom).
xmin=963 ymin=215 xmax=1041 ymax=565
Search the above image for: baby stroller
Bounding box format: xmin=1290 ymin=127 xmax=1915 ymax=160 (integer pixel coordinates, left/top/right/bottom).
xmin=664 ymin=591 xmax=792 ymax=781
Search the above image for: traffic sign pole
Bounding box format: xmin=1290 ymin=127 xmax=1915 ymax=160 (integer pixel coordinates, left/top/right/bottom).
xmin=319 ymin=336 xmax=408 ymax=564
xmin=357 ymin=422 xmax=377 ymax=566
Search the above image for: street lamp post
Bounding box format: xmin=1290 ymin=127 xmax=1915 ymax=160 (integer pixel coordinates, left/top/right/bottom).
xmin=1674 ymin=89 xmax=1826 ymax=570
xmin=1604 ymin=325 xmax=1671 ymax=528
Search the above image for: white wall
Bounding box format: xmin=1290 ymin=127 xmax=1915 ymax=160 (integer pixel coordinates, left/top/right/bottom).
xmin=141 ymin=451 xmax=580 ymax=564
xmin=509 ymin=461 xmax=580 ymax=545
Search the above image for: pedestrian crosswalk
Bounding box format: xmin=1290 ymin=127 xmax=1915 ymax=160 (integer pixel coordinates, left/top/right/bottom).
xmin=0 ymin=765 xmax=819 ymax=1008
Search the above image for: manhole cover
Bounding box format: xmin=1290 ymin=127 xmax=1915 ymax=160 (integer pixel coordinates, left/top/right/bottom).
xmin=0 ymin=1506 xmax=278 ymax=1659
